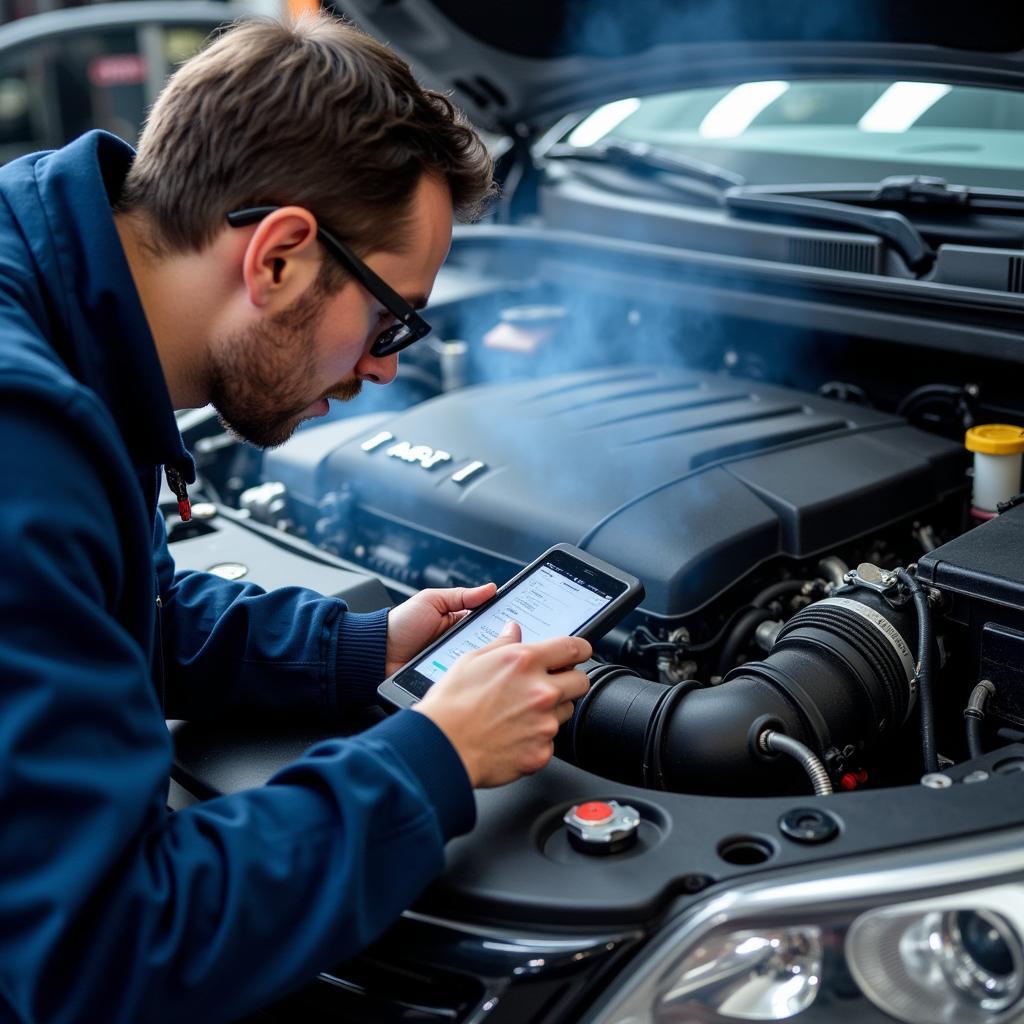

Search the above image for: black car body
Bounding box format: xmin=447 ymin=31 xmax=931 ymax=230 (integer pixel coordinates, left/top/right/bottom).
xmin=162 ymin=3 xmax=1024 ymax=1021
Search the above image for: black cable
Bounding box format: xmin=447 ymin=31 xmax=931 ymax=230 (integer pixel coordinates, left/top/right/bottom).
xmin=964 ymin=680 xmax=996 ymax=759
xmin=895 ymin=567 xmax=938 ymax=774
xmin=629 ymin=624 xmax=678 ymax=654
xmin=681 ymin=604 xmax=757 ymax=654
xmin=633 ymin=580 xmax=812 ymax=663
xmin=896 ymin=383 xmax=963 ymax=417
xmin=717 ymin=607 xmax=775 ymax=676
xmin=966 ymin=716 xmax=984 ymax=761
xmin=896 ymin=383 xmax=976 ymax=431
xmin=751 ymin=579 xmax=812 ymax=608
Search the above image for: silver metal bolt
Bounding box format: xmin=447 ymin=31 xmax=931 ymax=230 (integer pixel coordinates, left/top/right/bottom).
xmin=921 ymin=772 xmax=953 ymax=789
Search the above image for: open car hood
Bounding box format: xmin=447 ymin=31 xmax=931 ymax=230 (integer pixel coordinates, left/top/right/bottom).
xmin=338 ymin=0 xmax=1024 ymax=133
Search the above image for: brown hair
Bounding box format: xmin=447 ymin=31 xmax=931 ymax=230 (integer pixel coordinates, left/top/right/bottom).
xmin=119 ymin=13 xmax=494 ymax=266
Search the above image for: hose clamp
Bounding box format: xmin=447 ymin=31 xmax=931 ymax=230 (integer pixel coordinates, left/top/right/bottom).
xmin=824 ymin=597 xmax=918 ymax=694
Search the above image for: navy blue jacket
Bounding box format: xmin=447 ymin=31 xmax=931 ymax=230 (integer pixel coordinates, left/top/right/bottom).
xmin=0 ymin=132 xmax=475 ymax=1023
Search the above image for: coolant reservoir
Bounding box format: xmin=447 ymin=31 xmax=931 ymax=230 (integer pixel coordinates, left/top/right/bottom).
xmin=965 ymin=424 xmax=1024 ymax=515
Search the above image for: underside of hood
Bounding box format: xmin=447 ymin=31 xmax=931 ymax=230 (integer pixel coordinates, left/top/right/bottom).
xmin=334 ymin=0 xmax=1024 ymax=132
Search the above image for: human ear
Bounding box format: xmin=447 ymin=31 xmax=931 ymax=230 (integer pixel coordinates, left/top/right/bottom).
xmin=239 ymin=206 xmax=320 ymax=309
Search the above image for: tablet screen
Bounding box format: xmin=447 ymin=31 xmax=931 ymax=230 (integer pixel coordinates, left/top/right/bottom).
xmin=402 ymin=556 xmax=624 ymax=696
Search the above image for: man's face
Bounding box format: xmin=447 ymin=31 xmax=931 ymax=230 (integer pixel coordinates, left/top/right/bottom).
xmin=209 ymin=174 xmax=453 ymax=449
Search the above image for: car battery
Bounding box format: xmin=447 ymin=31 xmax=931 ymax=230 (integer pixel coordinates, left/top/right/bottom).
xmin=918 ymin=502 xmax=1024 ymax=727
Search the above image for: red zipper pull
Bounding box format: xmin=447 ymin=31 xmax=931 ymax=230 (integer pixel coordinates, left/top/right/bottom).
xmin=165 ymin=466 xmax=192 ymax=522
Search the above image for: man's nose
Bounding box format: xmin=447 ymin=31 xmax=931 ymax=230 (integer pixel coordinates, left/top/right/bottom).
xmin=355 ymin=348 xmax=398 ymax=385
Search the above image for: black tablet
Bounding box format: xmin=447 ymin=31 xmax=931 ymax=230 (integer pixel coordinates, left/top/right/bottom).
xmin=378 ymin=543 xmax=644 ymax=709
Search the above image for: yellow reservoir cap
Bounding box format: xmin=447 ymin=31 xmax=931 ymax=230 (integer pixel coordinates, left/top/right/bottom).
xmin=965 ymin=424 xmax=1024 ymax=455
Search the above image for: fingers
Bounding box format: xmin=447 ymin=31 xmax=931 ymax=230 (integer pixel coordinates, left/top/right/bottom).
xmin=462 ymin=620 xmax=521 ymax=662
xmin=523 ymin=634 xmax=592 ymax=672
xmin=554 ymin=699 xmax=576 ymax=726
xmin=529 ymin=672 xmax=589 ymax=712
xmin=551 ymin=668 xmax=590 ymax=702
xmin=416 ymin=633 xmax=590 ymax=788
xmin=523 ymin=740 xmax=556 ymax=776
xmin=472 ymin=631 xmax=588 ymax=684
xmin=497 ymin=620 xmax=522 ymax=643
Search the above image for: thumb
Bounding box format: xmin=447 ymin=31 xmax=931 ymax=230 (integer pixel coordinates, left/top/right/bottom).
xmin=434 ymin=582 xmax=496 ymax=613
xmin=463 ymin=581 xmax=498 ymax=610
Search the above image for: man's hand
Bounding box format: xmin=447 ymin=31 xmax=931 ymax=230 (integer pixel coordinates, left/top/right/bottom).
xmin=413 ymin=622 xmax=592 ymax=788
xmin=385 ymin=583 xmax=497 ymax=678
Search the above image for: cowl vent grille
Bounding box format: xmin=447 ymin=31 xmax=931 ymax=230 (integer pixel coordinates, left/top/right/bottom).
xmin=1008 ymin=256 xmax=1024 ymax=293
xmin=787 ymin=238 xmax=877 ymax=274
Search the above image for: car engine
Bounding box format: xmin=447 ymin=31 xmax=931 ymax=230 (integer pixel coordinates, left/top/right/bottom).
xmin=190 ymin=360 xmax=1022 ymax=802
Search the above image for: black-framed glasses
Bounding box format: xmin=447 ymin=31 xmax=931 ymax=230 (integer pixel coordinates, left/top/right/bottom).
xmin=226 ymin=206 xmax=432 ymax=357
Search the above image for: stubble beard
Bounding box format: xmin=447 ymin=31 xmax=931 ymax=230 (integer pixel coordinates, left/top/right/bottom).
xmin=207 ymin=285 xmax=362 ymax=449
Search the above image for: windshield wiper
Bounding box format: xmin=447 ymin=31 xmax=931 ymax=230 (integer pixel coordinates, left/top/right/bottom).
xmin=744 ymin=175 xmax=1024 ymax=213
xmin=724 ymin=184 xmax=934 ymax=274
xmin=545 ymin=140 xmax=746 ymax=200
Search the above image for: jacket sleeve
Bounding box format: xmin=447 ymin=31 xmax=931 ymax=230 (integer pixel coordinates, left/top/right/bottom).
xmin=0 ymin=387 xmax=476 ymax=1024
xmin=153 ymin=514 xmax=390 ymax=722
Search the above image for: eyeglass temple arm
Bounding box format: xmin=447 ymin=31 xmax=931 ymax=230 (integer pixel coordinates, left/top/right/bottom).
xmin=226 ymin=207 xmax=424 ymax=328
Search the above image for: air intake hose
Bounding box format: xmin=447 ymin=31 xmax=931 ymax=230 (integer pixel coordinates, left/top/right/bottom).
xmin=563 ymin=590 xmax=918 ymax=795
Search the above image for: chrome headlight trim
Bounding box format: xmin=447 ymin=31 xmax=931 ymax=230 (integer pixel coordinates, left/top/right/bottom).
xmin=846 ymin=888 xmax=1024 ymax=1024
xmin=584 ymin=827 xmax=1024 ymax=1024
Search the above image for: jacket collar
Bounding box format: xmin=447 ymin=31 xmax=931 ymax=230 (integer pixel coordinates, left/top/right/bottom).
xmin=29 ymin=130 xmax=194 ymax=483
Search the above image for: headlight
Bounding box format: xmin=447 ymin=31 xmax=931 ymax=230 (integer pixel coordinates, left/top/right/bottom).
xmin=584 ymin=830 xmax=1024 ymax=1024
xmin=847 ymin=886 xmax=1024 ymax=1023
xmin=661 ymin=926 xmax=822 ymax=1020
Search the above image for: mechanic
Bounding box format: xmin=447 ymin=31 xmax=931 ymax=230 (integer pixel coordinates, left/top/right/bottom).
xmin=0 ymin=13 xmax=591 ymax=1023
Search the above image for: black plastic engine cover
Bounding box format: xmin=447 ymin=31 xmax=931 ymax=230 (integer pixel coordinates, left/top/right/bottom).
xmin=277 ymin=366 xmax=966 ymax=617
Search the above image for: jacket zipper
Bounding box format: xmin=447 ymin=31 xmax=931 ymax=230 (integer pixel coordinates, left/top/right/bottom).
xmin=154 ymin=592 xmax=166 ymax=711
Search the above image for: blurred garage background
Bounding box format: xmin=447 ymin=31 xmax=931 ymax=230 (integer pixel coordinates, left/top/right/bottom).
xmin=0 ymin=0 xmax=320 ymax=162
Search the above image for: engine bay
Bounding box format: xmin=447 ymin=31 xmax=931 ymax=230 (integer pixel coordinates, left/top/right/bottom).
xmin=181 ymin=365 xmax=1022 ymax=801
xmin=170 ymin=236 xmax=1024 ymax=921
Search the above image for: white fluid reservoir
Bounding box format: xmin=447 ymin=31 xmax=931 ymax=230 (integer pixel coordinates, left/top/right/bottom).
xmin=965 ymin=424 xmax=1024 ymax=513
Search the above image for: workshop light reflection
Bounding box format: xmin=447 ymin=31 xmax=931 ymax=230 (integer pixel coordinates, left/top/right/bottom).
xmin=858 ymin=81 xmax=953 ymax=133
xmin=568 ymin=97 xmax=642 ymax=147
xmin=698 ymin=81 xmax=790 ymax=138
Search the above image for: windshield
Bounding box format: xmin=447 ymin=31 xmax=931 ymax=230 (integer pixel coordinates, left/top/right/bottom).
xmin=565 ymin=80 xmax=1024 ymax=189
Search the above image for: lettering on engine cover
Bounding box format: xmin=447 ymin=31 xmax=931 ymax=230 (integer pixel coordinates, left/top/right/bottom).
xmin=385 ymin=440 xmax=452 ymax=470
